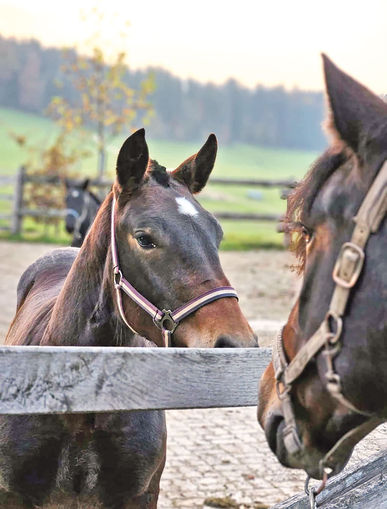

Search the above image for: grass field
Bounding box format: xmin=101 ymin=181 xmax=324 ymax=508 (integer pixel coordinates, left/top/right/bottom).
xmin=0 ymin=107 xmax=320 ymax=248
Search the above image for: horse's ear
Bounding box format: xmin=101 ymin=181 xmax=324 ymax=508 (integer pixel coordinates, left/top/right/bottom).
xmin=116 ymin=128 xmax=149 ymax=192
xmin=81 ymin=178 xmax=90 ymax=190
xmin=171 ymin=134 xmax=217 ymax=193
xmin=322 ymin=54 xmax=387 ymax=161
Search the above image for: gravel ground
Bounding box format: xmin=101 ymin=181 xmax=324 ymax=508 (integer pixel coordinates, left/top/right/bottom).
xmin=0 ymin=241 xmax=385 ymax=508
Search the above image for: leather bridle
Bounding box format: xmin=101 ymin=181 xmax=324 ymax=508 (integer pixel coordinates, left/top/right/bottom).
xmin=273 ymin=160 xmax=387 ymax=477
xmin=110 ymin=196 xmax=239 ymax=347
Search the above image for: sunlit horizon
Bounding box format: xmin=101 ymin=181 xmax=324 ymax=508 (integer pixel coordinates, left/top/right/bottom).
xmin=0 ymin=0 xmax=386 ymax=94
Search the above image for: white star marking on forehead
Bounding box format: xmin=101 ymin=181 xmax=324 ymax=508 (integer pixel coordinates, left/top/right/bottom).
xmin=175 ymin=197 xmax=199 ymax=217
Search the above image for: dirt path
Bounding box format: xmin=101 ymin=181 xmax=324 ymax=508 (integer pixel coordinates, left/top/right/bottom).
xmin=0 ymin=241 xmax=52 ymax=340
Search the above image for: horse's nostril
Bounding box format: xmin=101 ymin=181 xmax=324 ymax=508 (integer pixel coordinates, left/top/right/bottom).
xmin=214 ymin=336 xmax=239 ymax=348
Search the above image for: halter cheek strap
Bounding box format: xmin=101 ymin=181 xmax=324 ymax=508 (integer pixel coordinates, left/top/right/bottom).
xmin=110 ymin=196 xmax=238 ymax=347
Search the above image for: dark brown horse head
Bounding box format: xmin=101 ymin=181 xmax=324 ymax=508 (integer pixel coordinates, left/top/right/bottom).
xmin=109 ymin=128 xmax=256 ymax=348
xmin=258 ymin=56 xmax=387 ymax=479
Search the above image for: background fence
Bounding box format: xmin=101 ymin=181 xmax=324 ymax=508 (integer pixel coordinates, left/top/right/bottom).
xmin=0 ymin=166 xmax=296 ymax=238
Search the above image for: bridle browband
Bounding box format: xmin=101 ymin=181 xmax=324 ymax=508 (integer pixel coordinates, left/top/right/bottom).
xmin=273 ymin=160 xmax=387 ymax=479
xmin=110 ymin=195 xmax=239 ymax=347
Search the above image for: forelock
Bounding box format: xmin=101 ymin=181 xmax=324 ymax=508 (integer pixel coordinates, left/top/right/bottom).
xmin=146 ymin=160 xmax=170 ymax=187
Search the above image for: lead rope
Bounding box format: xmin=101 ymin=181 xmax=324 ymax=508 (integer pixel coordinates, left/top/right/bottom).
xmin=303 ymin=416 xmax=383 ymax=508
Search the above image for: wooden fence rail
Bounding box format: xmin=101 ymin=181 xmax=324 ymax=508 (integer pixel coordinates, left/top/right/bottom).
xmin=0 ymin=167 xmax=296 ymax=235
xmin=0 ymin=346 xmax=271 ymax=415
xmin=0 ymin=345 xmax=385 ymax=507
xmin=210 ymin=177 xmax=297 ymax=188
xmin=272 ymin=450 xmax=386 ymax=509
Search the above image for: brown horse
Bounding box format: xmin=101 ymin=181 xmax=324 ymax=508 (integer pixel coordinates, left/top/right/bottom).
xmin=258 ymin=55 xmax=386 ymax=483
xmin=1 ymin=129 xmax=256 ymax=508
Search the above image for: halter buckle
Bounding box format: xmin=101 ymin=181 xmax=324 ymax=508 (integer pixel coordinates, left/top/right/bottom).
xmin=154 ymin=309 xmax=178 ymax=333
xmin=113 ymin=269 xmax=123 ymax=288
xmin=332 ymin=242 xmax=365 ymax=289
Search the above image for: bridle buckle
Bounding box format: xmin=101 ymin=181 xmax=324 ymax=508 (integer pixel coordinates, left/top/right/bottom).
xmin=332 ymin=242 xmax=364 ymax=288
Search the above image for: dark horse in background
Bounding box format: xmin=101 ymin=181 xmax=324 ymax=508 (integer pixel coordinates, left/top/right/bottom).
xmin=1 ymin=129 xmax=257 ymax=508
xmin=64 ymin=178 xmax=101 ymax=247
xmin=258 ymin=55 xmax=386 ymax=485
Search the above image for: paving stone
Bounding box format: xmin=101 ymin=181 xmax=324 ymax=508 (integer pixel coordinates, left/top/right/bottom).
xmin=159 ymin=407 xmax=386 ymax=508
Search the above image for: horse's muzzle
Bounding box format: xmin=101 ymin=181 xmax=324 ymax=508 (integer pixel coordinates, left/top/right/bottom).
xmin=264 ymin=410 xmax=351 ymax=479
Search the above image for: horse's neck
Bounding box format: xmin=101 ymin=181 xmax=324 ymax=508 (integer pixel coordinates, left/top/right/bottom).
xmin=43 ymin=198 xmax=133 ymax=347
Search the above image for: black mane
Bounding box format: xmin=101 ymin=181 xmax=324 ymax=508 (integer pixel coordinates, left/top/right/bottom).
xmin=286 ymin=147 xmax=349 ymax=272
xmin=287 ymin=147 xmax=348 ymax=224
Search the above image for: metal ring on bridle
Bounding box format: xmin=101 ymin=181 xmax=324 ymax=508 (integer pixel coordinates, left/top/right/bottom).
xmin=113 ymin=269 xmax=123 ymax=288
xmin=304 ymin=470 xmax=328 ymax=508
xmin=324 ymin=311 xmax=343 ymax=344
xmin=153 ymin=310 xmax=178 ymax=333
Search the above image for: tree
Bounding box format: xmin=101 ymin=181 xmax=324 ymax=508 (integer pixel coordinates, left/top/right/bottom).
xmin=48 ymin=10 xmax=155 ymax=180
xmin=9 ymin=129 xmax=90 ymax=232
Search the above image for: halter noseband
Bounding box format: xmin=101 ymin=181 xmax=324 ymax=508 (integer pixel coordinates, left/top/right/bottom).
xmin=110 ymin=196 xmax=238 ymax=347
xmin=273 ymin=160 xmax=387 ymax=476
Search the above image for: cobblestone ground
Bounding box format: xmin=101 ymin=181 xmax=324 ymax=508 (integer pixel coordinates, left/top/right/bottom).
xmin=159 ymin=409 xmax=386 ymax=508
xmin=0 ymin=242 xmax=385 ymax=508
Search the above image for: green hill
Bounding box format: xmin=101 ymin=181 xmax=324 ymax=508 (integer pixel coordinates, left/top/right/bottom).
xmin=0 ymin=107 xmax=319 ymax=248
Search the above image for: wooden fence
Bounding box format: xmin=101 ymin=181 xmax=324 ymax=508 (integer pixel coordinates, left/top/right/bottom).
xmin=0 ymin=345 xmax=384 ymax=507
xmin=272 ymin=450 xmax=386 ymax=508
xmin=0 ymin=346 xmax=270 ymax=414
xmin=0 ymin=167 xmax=296 ymax=235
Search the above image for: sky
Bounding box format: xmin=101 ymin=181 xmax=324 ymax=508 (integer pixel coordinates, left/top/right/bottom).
xmin=0 ymin=0 xmax=386 ymax=93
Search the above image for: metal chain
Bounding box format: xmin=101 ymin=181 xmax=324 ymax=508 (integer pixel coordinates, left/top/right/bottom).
xmin=304 ymin=470 xmax=328 ymax=509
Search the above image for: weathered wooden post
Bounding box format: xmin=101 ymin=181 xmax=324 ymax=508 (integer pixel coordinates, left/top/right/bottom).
xmin=280 ymin=187 xmax=293 ymax=248
xmin=11 ymin=166 xmax=25 ymax=235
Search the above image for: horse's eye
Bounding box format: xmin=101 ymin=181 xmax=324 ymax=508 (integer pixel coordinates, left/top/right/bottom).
xmin=136 ymin=234 xmax=156 ymax=249
xmin=301 ymin=225 xmax=313 ymax=244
